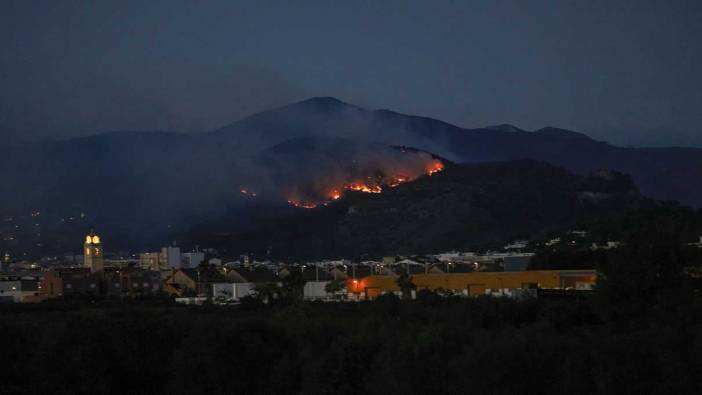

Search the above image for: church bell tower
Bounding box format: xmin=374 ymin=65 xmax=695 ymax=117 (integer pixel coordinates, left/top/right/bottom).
xmin=84 ymin=233 xmax=104 ymax=273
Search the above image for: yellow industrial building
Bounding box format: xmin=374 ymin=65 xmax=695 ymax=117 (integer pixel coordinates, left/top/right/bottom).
xmin=347 ymin=270 xmax=597 ymax=299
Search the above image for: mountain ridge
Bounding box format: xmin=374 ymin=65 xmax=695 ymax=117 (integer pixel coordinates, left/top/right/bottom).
xmin=2 ymin=96 xmax=701 ymax=255
xmin=188 ymin=158 xmax=655 ymax=260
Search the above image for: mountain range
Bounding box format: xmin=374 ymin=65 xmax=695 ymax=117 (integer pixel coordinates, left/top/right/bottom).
xmin=1 ymin=97 xmax=699 ymax=255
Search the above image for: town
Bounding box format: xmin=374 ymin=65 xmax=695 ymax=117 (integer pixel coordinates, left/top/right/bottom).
xmin=1 ymin=230 xmax=630 ymax=304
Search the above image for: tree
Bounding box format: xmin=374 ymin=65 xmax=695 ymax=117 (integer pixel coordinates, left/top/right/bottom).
xmin=281 ymin=267 xmax=306 ymax=302
xmin=596 ymin=208 xmax=702 ymax=309
xmin=252 ymin=282 xmax=280 ymax=305
xmin=395 ymin=273 xmax=416 ymax=300
xmin=324 ymin=278 xmax=346 ymax=299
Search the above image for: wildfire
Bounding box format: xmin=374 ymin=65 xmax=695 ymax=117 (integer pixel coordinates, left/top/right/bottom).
xmin=287 ymin=199 xmax=318 ymax=209
xmin=425 ymin=160 xmax=444 ymax=176
xmin=328 ymin=189 xmax=342 ymax=200
xmin=387 ymin=176 xmax=410 ymax=188
xmin=345 ymin=183 xmax=382 ymax=193
xmin=286 ymin=154 xmax=444 ymax=209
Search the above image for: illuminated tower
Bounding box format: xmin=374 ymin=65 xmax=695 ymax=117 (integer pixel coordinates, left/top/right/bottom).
xmin=84 ymin=233 xmax=104 ymax=273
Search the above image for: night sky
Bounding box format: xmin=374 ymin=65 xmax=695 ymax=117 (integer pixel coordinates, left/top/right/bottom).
xmin=1 ymin=0 xmax=701 ymax=147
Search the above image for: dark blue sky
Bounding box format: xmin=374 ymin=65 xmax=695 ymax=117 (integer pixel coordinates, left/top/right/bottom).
xmin=1 ymin=0 xmax=701 ymax=146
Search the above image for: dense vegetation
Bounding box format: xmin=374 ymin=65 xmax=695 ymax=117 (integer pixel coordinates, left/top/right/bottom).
xmin=6 ymin=96 xmax=702 ymax=255
xmin=3 ymin=174 xmax=702 ymax=394
xmin=531 ymin=207 xmax=702 ymax=272
xmin=4 ymin=209 xmax=702 ymax=394
xmin=194 ymin=159 xmax=654 ymax=260
xmin=2 ymin=290 xmax=702 ymax=394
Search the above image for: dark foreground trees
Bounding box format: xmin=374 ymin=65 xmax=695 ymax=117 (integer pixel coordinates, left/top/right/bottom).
xmin=1 ymin=293 xmax=702 ymax=395
xmin=4 ymin=207 xmax=702 ymax=394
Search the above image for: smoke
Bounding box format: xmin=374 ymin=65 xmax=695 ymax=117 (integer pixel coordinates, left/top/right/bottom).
xmin=251 ymin=137 xmax=445 ymax=207
xmin=0 ymin=95 xmax=455 ymax=251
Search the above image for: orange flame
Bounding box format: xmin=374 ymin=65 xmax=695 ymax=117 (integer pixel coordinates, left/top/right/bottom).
xmin=345 ymin=183 xmax=382 ymax=193
xmin=329 ymin=189 xmax=342 ymax=200
xmin=388 ymin=176 xmax=410 ymax=188
xmin=286 ymin=157 xmax=444 ymax=209
xmin=287 ymin=199 xmax=317 ymax=209
xmin=425 ymin=160 xmax=444 ymax=176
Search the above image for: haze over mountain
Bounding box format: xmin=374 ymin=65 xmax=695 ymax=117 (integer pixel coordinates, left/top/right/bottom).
xmin=214 ymin=97 xmax=702 ymax=206
xmin=1 ymin=97 xmax=700 ymax=255
xmin=190 ymin=159 xmax=654 ymax=260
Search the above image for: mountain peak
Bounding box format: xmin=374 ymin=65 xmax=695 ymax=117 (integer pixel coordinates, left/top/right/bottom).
xmin=485 ymin=124 xmax=525 ymax=133
xmin=292 ymin=97 xmax=357 ymax=111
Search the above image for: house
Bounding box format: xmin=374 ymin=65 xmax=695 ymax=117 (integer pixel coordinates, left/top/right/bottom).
xmin=211 ymin=282 xmax=255 ymax=302
xmin=38 ymin=268 xmax=161 ymax=300
xmin=40 ymin=269 xmax=101 ymax=299
xmin=301 ymin=268 xmax=339 ymax=300
xmin=504 ymin=240 xmax=529 ymax=250
xmin=163 ymin=268 xmax=225 ymax=297
xmin=0 ymin=277 xmax=41 ymax=303
xmin=163 ymin=269 xmax=198 ymax=297
xmin=591 ymin=241 xmax=622 ymax=250
xmin=204 ymin=266 xmax=282 ymax=302
xmin=182 ymin=252 xmax=205 ymax=268
xmin=104 ymin=269 xmax=162 ymax=298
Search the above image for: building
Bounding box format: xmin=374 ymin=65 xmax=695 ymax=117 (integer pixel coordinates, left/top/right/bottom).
xmin=162 ymin=246 xmax=181 ymax=269
xmin=84 ymin=233 xmax=104 ymax=273
xmin=347 ymin=270 xmax=597 ymax=300
xmin=139 ymin=246 xmax=182 ymax=270
xmin=181 ymin=252 xmax=205 ymax=268
xmin=300 ymin=267 xmax=338 ymax=300
xmin=504 ymin=240 xmax=529 ymax=250
xmin=208 ymin=266 xmax=283 ymax=301
xmin=40 ymin=268 xmax=161 ymax=300
xmin=0 ymin=275 xmax=41 ymax=303
xmin=211 ymin=282 xmax=255 ymax=302
xmin=140 ymin=252 xmax=165 ymax=270
xmin=104 ymin=269 xmax=162 ymax=298
xmin=40 ymin=269 xmax=102 ymax=299
xmin=163 ymin=270 xmax=199 ymax=297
